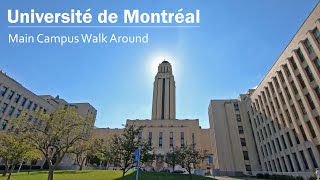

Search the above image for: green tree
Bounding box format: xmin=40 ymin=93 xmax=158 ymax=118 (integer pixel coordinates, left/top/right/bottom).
xmin=166 ymin=146 xmax=181 ymax=171
xmin=14 ymin=107 xmax=94 ymax=180
xmin=110 ymin=125 xmax=152 ymax=180
xmin=178 ymin=144 xmax=208 ymax=180
xmin=0 ymin=132 xmax=41 ymax=180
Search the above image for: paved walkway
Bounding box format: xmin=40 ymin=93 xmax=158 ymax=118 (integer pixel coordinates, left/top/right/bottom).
xmin=206 ymin=176 xmax=263 ymax=180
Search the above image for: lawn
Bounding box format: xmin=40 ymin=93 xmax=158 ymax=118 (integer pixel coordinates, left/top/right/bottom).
xmin=5 ymin=170 xmax=212 ymax=180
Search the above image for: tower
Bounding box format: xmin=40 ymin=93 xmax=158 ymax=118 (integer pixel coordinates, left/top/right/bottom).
xmin=151 ymin=61 xmax=176 ymax=120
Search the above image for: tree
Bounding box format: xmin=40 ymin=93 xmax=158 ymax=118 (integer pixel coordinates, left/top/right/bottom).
xmin=178 ymin=144 xmax=208 ymax=180
xmin=93 ymin=139 xmax=112 ymax=168
xmin=14 ymin=107 xmax=94 ymax=180
xmin=69 ymin=138 xmax=94 ymax=170
xmin=110 ymin=124 xmax=152 ymax=180
xmin=0 ymin=132 xmax=41 ymax=180
xmin=166 ymin=146 xmax=181 ymax=171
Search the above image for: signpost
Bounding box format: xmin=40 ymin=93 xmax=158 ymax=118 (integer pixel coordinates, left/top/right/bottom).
xmin=134 ymin=146 xmax=141 ymax=180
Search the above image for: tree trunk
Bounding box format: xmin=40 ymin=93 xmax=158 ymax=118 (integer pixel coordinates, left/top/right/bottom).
xmin=7 ymin=164 xmax=15 ymax=180
xmin=3 ymin=162 xmax=9 ymax=176
xmin=122 ymin=169 xmax=126 ymax=180
xmin=47 ymin=166 xmax=54 ymax=180
xmin=28 ymin=164 xmax=32 ymax=174
xmin=172 ymin=163 xmax=175 ymax=171
xmin=188 ymin=167 xmax=192 ymax=180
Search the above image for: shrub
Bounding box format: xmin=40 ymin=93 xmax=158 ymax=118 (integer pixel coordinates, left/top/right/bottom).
xmin=263 ymin=173 xmax=270 ymax=179
xmin=308 ymin=177 xmax=317 ymax=180
xmin=256 ymin=173 xmax=264 ymax=178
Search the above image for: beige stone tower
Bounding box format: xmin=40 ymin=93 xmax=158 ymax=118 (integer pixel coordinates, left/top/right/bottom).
xmin=151 ymin=61 xmax=176 ymax=120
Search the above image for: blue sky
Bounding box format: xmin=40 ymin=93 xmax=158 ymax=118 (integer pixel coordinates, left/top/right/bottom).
xmin=0 ymin=0 xmax=318 ymax=128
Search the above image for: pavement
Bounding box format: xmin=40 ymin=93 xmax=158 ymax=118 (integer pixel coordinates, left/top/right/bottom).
xmin=206 ymin=176 xmax=263 ymax=180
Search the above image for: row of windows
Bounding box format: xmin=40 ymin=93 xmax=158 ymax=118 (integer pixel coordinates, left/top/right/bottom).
xmin=0 ymin=85 xmax=47 ymax=119
xmin=146 ymin=131 xmax=195 ymax=148
xmin=263 ymin=147 xmax=319 ymax=172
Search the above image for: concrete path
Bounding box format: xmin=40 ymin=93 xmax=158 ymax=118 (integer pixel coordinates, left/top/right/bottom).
xmin=206 ymin=176 xmax=263 ymax=180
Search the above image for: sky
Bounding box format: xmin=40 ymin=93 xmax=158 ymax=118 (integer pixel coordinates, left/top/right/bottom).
xmin=0 ymin=0 xmax=318 ymax=128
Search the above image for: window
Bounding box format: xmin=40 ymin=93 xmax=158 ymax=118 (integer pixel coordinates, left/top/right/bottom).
xmin=15 ymin=109 xmax=21 ymax=118
xmin=305 ymin=93 xmax=315 ymax=110
xmin=169 ymin=132 xmax=173 ymax=147
xmin=0 ymin=120 xmax=8 ymax=130
xmin=293 ymin=153 xmax=301 ymax=171
xmin=282 ymin=156 xmax=288 ymax=172
xmin=234 ymin=103 xmax=239 ymax=111
xmin=307 ymin=121 xmax=316 ymax=138
xmin=271 ymin=140 xmax=277 ymax=153
xmin=290 ymin=81 xmax=299 ymax=95
xmin=7 ymin=90 xmax=14 ymax=100
xmin=286 ymin=132 xmax=293 ymax=147
xmin=283 ymin=64 xmax=291 ymax=77
xmin=274 ymin=77 xmax=280 ymax=88
xmin=298 ymin=100 xmax=307 ymax=115
xmin=0 ymin=103 xmax=8 ymax=113
xmin=279 ymin=92 xmax=286 ymax=105
xmin=308 ymin=148 xmax=318 ymax=168
xmin=192 ymin=133 xmax=195 ymax=147
xmin=21 ymin=97 xmax=27 ymax=107
xmin=148 ymin=132 xmax=152 ymax=145
xmin=0 ymin=86 xmax=8 ymax=96
xmin=14 ymin=94 xmax=21 ymax=103
xmin=159 ymin=132 xmax=163 ymax=147
xmin=238 ymin=126 xmax=244 ymax=134
xmin=304 ymin=39 xmax=315 ymax=54
xmin=305 ymin=66 xmax=315 ymax=81
xmin=245 ymin=165 xmax=251 ymax=171
xmin=285 ymin=110 xmax=292 ymax=124
xmin=291 ymin=104 xmax=299 ymax=120
xmin=243 ymin=151 xmax=249 ymax=160
xmin=296 ymin=48 xmax=305 ymax=62
xmin=297 ymin=74 xmax=306 ymax=88
xmin=271 ymin=121 xmax=276 ymax=132
xmin=279 ymin=71 xmax=285 ymax=83
xmin=316 ymin=116 xmax=320 ymax=128
xmin=32 ymin=104 xmax=38 ymax=111
xmin=240 ymin=138 xmax=246 ymax=146
xmin=277 ymin=158 xmax=283 ymax=172
xmin=281 ymin=135 xmax=287 ymax=149
xmin=314 ymin=57 xmax=320 ymax=73
xmin=300 ymin=150 xmax=309 ymax=170
xmin=138 ymin=131 xmax=142 ymax=143
xmin=289 ymin=57 xmax=298 ymax=70
xmin=180 ymin=132 xmax=185 ymax=147
xmin=292 ymin=129 xmax=300 ymax=144
xmin=299 ymin=125 xmax=308 ymax=141
xmin=7 ymin=106 xmax=14 ymax=116
xmin=26 ymin=101 xmax=32 ymax=109
xmin=287 ymin=155 xmax=294 ymax=172
xmin=313 ymin=28 xmax=320 ymax=44
xmin=236 ymin=114 xmax=241 ymax=122
xmin=284 ymin=87 xmax=291 ymax=100
xmin=314 ymin=86 xmax=320 ymax=101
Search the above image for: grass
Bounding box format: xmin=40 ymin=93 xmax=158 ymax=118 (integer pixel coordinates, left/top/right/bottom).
xmin=4 ymin=170 xmax=212 ymax=180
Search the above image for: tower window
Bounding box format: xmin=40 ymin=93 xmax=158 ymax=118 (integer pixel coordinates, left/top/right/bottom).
xmin=180 ymin=132 xmax=184 ymax=147
xmin=148 ymin=132 xmax=152 ymax=145
xmin=159 ymin=132 xmax=163 ymax=148
xmin=169 ymin=132 xmax=173 ymax=147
